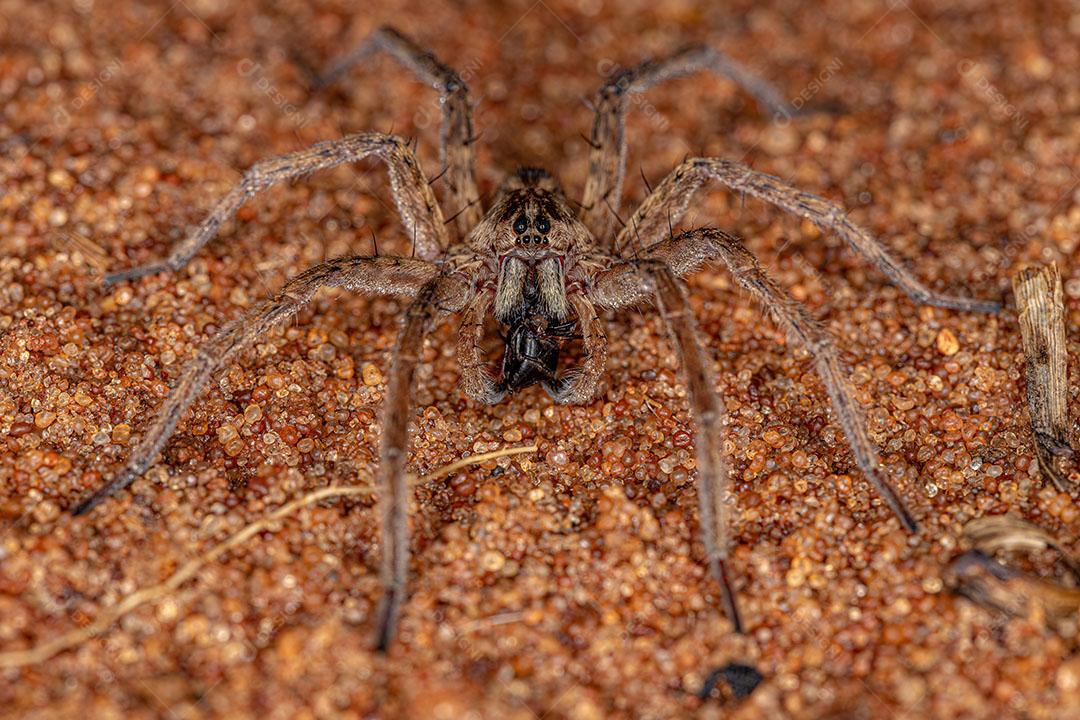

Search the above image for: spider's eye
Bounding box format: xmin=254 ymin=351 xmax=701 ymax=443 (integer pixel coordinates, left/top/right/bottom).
xmin=513 ymin=215 xmax=528 ymax=234
xmin=536 ymin=215 xmax=550 ymax=234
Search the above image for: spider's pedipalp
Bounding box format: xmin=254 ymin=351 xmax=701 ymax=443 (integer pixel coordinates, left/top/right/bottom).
xmin=457 ymin=291 xmax=507 ymax=405
xmin=318 ymin=26 xmax=483 ymax=237
xmin=620 ymin=157 xmax=1001 ymax=313
xmin=543 ymin=293 xmax=607 ymax=405
xmin=104 ymin=132 xmax=448 ymax=284
xmin=72 ymin=255 xmax=441 ymax=516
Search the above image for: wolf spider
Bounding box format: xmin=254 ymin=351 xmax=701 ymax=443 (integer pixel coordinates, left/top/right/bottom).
xmin=73 ymin=26 xmax=999 ymax=650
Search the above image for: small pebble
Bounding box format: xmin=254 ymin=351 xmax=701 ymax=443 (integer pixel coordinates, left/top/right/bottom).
xmin=111 ymin=424 xmax=131 ymax=444
xmin=936 ymin=328 xmax=960 ymax=356
xmin=479 ymin=549 xmax=505 ymax=573
xmin=244 ymin=404 xmax=263 ymax=423
xmin=362 ymin=363 xmax=383 ymax=386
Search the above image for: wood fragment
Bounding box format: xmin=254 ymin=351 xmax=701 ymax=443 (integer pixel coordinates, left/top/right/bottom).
xmin=948 ymin=550 xmax=1080 ymax=622
xmin=947 ymin=515 xmax=1080 ymax=628
xmin=962 ymin=515 xmax=1080 ymax=577
xmin=1012 ymin=263 xmax=1073 ymax=490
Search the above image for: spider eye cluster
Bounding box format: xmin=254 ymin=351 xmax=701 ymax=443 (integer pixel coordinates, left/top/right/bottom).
xmin=513 ymin=213 xmax=551 ymax=245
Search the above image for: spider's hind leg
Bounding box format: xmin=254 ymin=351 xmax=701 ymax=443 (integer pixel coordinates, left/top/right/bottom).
xmin=618 ymin=157 xmax=1001 ymax=313
xmin=317 ymin=26 xmax=482 ymax=237
xmin=580 ymin=43 xmax=799 ymax=241
xmin=105 ymin=133 xmax=448 ymax=285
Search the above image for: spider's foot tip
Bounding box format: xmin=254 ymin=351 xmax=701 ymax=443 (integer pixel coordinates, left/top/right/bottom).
xmin=310 ymin=70 xmax=339 ymax=92
xmin=102 ymin=271 xmax=139 ymax=287
xmin=809 ymin=99 xmax=847 ymax=116
xmin=71 ymin=483 xmax=121 ymax=515
xmin=71 ymin=496 xmax=98 ymax=516
xmin=373 ymin=596 xmax=397 ymax=653
xmin=928 ymin=296 xmax=1002 ymax=315
xmin=774 ymin=101 xmax=844 ymax=122
xmin=726 ymin=603 xmax=746 ymax=634
xmin=103 ymin=261 xmax=171 ymax=287
xmin=373 ymin=627 xmax=393 ymax=654
xmin=963 ymin=296 xmax=1003 ymax=314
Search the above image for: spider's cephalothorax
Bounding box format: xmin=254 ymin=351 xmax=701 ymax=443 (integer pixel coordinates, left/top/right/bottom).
xmin=75 ymin=25 xmax=1000 ymax=653
xmin=471 ymin=167 xmax=591 ymax=396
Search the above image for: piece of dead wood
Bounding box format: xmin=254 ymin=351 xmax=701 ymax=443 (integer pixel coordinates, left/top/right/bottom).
xmin=946 ymin=515 xmax=1080 ymax=629
xmin=1012 ymin=263 xmax=1074 ymax=491
xmin=962 ymin=514 xmax=1079 ymax=571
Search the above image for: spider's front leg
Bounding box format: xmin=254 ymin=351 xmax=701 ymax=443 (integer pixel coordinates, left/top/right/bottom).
xmin=105 ymin=133 xmax=447 ymax=285
xmin=72 ymin=255 xmax=441 ymax=515
xmin=589 ymin=227 xmax=934 ymax=631
xmin=593 ymin=226 xmax=920 ymax=525
xmin=375 ymin=273 xmax=473 ymax=651
xmin=588 ymin=257 xmax=745 ymax=632
xmin=317 ymin=26 xmax=483 ymax=236
xmin=619 ymin=157 xmax=1001 ymax=313
xmin=580 ymin=43 xmax=798 ymax=241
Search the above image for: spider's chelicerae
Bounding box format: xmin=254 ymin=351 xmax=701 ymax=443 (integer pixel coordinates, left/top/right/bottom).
xmin=74 ymin=26 xmax=999 ymax=650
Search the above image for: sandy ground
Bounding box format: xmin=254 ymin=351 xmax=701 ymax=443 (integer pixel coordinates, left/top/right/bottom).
xmin=1 ymin=0 xmax=1079 ymax=717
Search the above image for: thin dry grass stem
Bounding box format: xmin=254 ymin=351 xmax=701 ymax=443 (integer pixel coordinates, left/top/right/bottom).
xmin=50 ymin=230 xmax=110 ymax=275
xmin=0 ymin=444 xmax=537 ymax=669
xmin=1012 ymin=263 xmax=1074 ymax=491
